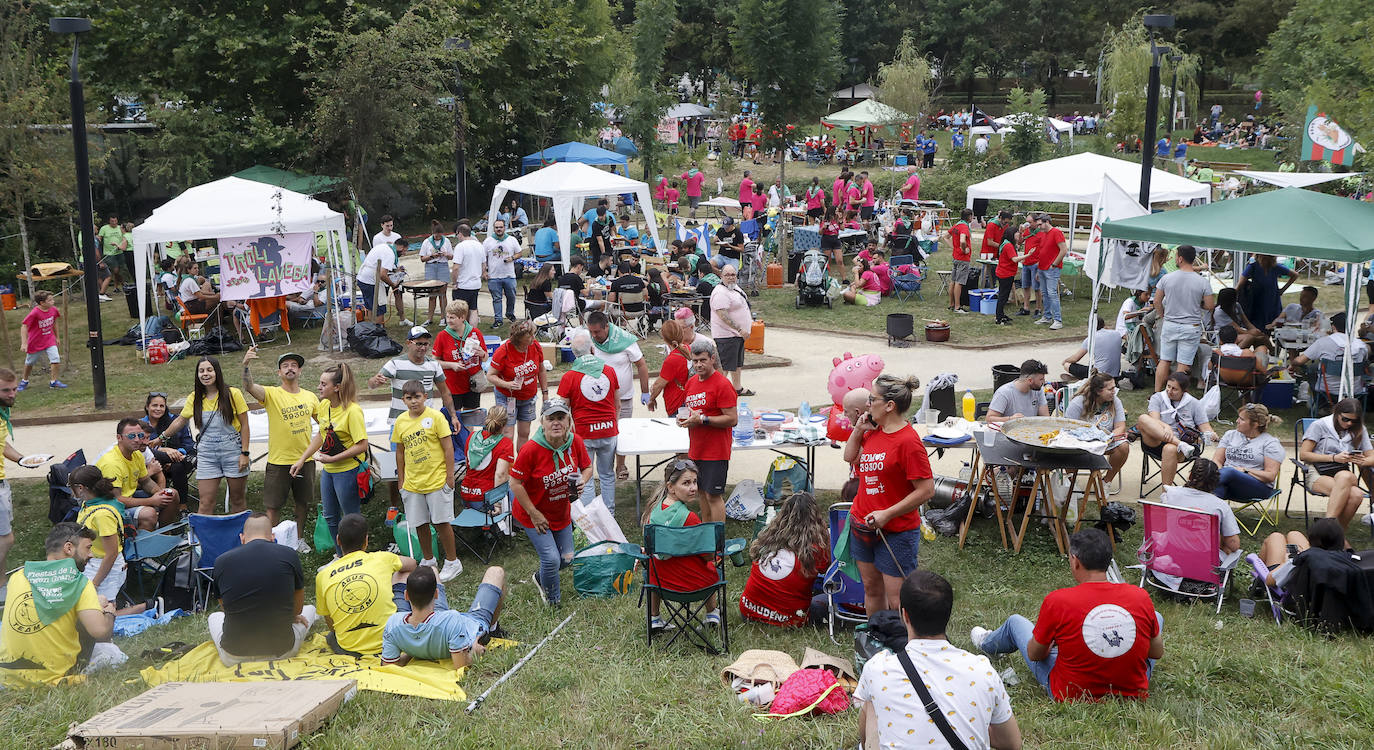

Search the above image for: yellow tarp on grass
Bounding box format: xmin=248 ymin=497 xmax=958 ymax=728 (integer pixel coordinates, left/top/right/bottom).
xmin=140 ymin=634 xmax=515 ymax=702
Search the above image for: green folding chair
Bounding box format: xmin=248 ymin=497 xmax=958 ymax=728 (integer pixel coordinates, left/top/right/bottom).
xmin=635 ymin=522 xmax=729 ymax=655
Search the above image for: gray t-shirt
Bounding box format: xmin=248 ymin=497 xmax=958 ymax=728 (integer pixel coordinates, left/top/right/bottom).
xmin=1065 ymin=395 xmax=1126 ymax=431
xmin=1147 ymin=391 xmax=1208 ymax=430
xmin=1162 ymin=486 xmax=1241 ymax=538
xmin=989 ymin=381 xmax=1046 ymax=419
xmin=1302 ymin=415 xmax=1373 ymax=455
xmin=1217 ymin=430 xmax=1285 ymax=471
xmin=1301 ymin=333 xmax=1369 ymax=394
xmin=1079 ymin=329 xmax=1124 ymax=377
xmin=1157 ymin=270 xmax=1213 ymax=325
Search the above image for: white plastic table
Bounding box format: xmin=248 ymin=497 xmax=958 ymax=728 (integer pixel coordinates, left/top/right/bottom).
xmin=615 ymin=417 xmax=818 ymax=519
xmin=246 ymin=405 xmax=400 ymax=478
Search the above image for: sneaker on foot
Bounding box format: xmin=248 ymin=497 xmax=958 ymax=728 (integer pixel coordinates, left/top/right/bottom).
xmin=16 ymin=380 xmax=27 ymax=392
xmin=704 ymin=609 xmax=721 ymax=626
xmin=98 ymin=294 xmax=112 ymax=302
xmin=1049 ymin=321 xmax=1063 ymax=330
xmin=1033 ymin=317 xmax=1049 ymax=325
xmin=649 ymin=616 xmax=667 ymax=633
xmin=1016 ymin=309 xmax=1031 ymax=316
xmin=1178 ymin=442 xmax=1197 ymax=458
xmin=50 ymin=380 xmax=69 ymax=389
xmin=969 ymin=625 xmax=990 ymax=652
xmin=400 ymin=318 xmax=416 ymax=327
xmin=421 ymin=557 xmax=439 ymax=570
xmin=439 ymin=558 xmax=463 ymax=583
xmin=955 ymin=307 xmax=969 ymax=314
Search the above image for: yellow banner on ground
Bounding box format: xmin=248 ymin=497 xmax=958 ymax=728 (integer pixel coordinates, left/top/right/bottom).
xmin=140 ymin=634 xmax=515 ymax=702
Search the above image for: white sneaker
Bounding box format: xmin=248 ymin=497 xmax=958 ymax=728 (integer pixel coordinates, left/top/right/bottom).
xmin=1049 ymin=321 xmax=1063 ymax=330
xmin=1033 ymin=317 xmax=1050 ymax=325
xmin=439 ymin=558 xmax=463 ymax=583
xmin=400 ymin=318 xmax=416 ymax=327
xmin=970 ymin=625 xmax=990 ymax=652
xmin=704 ymin=609 xmax=721 ymax=626
xmin=1178 ymin=442 xmax=1197 ymax=458
xmin=421 ymin=557 xmax=438 ymax=570
xmin=98 ymin=294 xmax=112 ymax=302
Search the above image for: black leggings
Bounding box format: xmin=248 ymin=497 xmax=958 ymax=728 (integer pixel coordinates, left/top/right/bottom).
xmin=996 ymin=276 xmax=1015 ymax=320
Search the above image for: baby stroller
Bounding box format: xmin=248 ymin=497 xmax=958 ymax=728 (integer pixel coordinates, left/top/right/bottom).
xmin=796 ymin=249 xmax=832 ymax=308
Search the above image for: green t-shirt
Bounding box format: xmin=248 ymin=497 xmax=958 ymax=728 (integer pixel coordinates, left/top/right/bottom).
xmin=97 ymin=225 xmax=125 ymax=257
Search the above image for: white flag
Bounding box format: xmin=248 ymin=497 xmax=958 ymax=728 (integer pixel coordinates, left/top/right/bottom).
xmin=1085 ymin=175 xmax=1148 ymax=288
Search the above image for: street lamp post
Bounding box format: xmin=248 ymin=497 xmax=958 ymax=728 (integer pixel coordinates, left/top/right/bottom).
xmin=49 ymin=17 xmax=106 ymax=409
xmin=444 ymin=38 xmax=470 ymax=223
xmin=1139 ymin=14 xmax=1175 ymax=209
xmin=1167 ymin=53 xmax=1182 ymax=135
xmin=848 ymin=57 xmax=859 ymax=101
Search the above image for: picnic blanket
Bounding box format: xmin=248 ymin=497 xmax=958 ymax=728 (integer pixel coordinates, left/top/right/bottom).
xmin=141 ymin=633 xmax=515 ymax=702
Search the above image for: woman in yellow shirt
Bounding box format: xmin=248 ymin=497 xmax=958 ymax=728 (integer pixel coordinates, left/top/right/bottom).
xmin=150 ymin=357 xmax=251 ymax=514
xmin=69 ymin=466 xmax=151 ymax=615
xmin=291 ymin=364 xmax=369 ymax=548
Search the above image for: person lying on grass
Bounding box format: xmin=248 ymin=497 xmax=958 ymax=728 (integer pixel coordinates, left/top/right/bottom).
xmin=381 ymin=564 xmax=506 ymax=671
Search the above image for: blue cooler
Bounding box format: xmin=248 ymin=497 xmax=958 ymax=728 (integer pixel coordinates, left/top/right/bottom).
xmin=1260 ymin=380 xmax=1295 ymax=410
xmin=970 ymin=288 xmax=997 ymax=315
xmin=894 ymin=155 xmax=908 ymax=166
xmin=485 ymin=335 xmax=502 ymax=356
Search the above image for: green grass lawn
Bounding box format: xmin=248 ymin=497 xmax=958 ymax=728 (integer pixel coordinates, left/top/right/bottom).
xmin=3 ymin=463 xmax=1374 ymax=748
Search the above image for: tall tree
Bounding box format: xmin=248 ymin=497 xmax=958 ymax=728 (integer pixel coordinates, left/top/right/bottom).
xmin=876 ymin=33 xmax=931 ymax=123
xmin=624 ymin=0 xmax=679 ymax=180
xmin=1175 ymin=0 xmax=1295 ymax=80
xmin=835 ymin=0 xmax=906 ymax=88
xmin=732 ymin=0 xmax=840 ymax=184
xmin=1004 ymin=87 xmax=1048 ymax=164
xmin=664 ymin=0 xmax=737 ymax=91
xmin=1102 ymin=21 xmax=1200 ymax=144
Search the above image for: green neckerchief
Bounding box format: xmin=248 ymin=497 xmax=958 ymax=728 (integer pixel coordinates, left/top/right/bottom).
xmin=986 ymin=219 xmax=1001 ymax=231
xmin=700 ymin=273 xmax=721 ymax=287
xmin=23 ymin=559 xmax=87 ymax=625
xmin=594 ymin=323 xmax=637 ymax=355
xmin=531 ymin=426 xmax=576 ymax=471
xmin=467 ymin=428 xmax=504 ymax=470
xmin=445 ymin=322 xmax=473 ymax=343
xmin=571 ymin=353 xmax=606 ymax=376
xmin=0 ymin=404 xmax=11 ymax=438
xmin=687 ymin=168 xmax=700 ymax=177
xmin=650 ymin=498 xmax=691 ymax=527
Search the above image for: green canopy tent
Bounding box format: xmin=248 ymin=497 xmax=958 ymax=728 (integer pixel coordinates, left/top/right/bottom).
xmin=232 ymin=165 xmax=347 ymax=197
xmin=1101 ymin=187 xmax=1374 ymax=396
xmin=821 ymin=99 xmax=913 ymax=142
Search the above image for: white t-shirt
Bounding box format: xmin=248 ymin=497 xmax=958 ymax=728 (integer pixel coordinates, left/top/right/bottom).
xmin=483 ymin=236 xmax=520 ymax=280
xmin=1216 ymin=430 xmax=1285 ymax=471
xmin=372 ymin=230 xmax=401 ymax=248
xmin=1065 ymin=394 xmax=1126 ymax=430
xmin=855 ymin=639 xmax=1013 ymax=750
xmin=357 ymin=245 xmax=397 ymax=285
xmin=1116 ymin=297 xmax=1141 ymax=334
xmin=1079 ymin=329 xmax=1123 ymax=377
xmin=592 ymin=342 xmax=644 ymax=402
xmin=1302 ymin=414 xmax=1374 ymax=455
xmin=452 ymin=239 xmax=485 ymax=290
xmin=989 ymin=381 xmax=1046 ymax=419
xmin=419 ymin=236 xmax=453 ymax=266
xmin=975 ymin=137 xmax=989 ymax=154
xmin=178 ymin=276 xmax=201 ymax=303
xmin=1301 ymin=333 xmax=1369 ymax=394
xmin=1147 ymin=391 xmax=1208 ymax=431
xmin=1278 ymin=303 xmax=1322 ymax=329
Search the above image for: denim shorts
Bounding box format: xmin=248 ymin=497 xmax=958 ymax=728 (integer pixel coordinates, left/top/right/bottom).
xmin=494 ymin=390 xmax=536 ymax=422
xmin=424 ymin=263 xmax=449 ymax=282
xmin=1159 ymin=320 xmax=1202 ymax=364
xmin=849 ymin=519 xmax=919 ymax=577
xmin=1020 ymin=266 xmax=1038 ymax=290
xmin=25 ymin=346 xmax=59 ymax=365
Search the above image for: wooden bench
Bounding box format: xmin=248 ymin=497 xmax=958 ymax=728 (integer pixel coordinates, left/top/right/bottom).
xmin=1195 ymin=160 xmax=1250 ymax=174
xmin=1045 ymin=211 xmax=1094 ymax=232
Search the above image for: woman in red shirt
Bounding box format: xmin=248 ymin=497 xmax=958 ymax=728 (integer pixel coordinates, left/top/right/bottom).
xmin=644 ymin=459 xmax=720 ymax=631
xmin=432 ymin=299 xmax=486 ymax=414
xmin=804 ymin=177 xmax=827 ymax=222
xmin=487 ymin=319 xmax=546 ymax=449
xmin=819 ymin=208 xmax=843 ymax=279
xmin=739 ymin=492 xmax=830 ymax=628
xmin=842 ymin=373 xmax=934 ymax=614
xmin=461 ymin=406 xmax=514 ymax=511
xmin=995 ymin=229 xmax=1025 ymax=325
xmin=511 ymin=399 xmax=591 ymax=607
xmin=648 ymin=319 xmax=693 ymax=415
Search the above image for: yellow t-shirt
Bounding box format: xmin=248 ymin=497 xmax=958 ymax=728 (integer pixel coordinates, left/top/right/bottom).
xmin=0 ymin=568 xmax=101 ymax=686
xmin=76 ymin=502 xmax=124 ymax=558
xmin=95 ymin=447 xmax=147 ymax=498
xmin=263 ymin=386 xmax=320 ymax=465
xmin=315 ymin=400 xmax=367 ymax=474
xmin=389 ymin=407 xmax=453 ymax=494
xmin=315 ymin=550 xmax=402 ymax=655
xmin=179 ymin=387 xmax=250 ymax=431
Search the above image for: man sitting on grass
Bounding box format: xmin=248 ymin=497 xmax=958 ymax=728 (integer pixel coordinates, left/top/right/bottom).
xmin=381 ymin=565 xmax=506 ymax=671
xmin=208 ymin=513 xmax=317 ymax=665
xmin=317 ymin=513 xmax=417 ymax=656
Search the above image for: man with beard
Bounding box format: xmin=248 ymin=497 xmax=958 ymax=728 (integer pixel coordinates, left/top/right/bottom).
xmin=243 ymin=348 xmax=319 ymax=535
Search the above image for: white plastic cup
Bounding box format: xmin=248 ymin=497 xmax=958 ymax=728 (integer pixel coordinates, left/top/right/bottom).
xmin=925 ymin=410 xmax=939 ymax=428
xmin=982 ymin=429 xmax=997 ymax=448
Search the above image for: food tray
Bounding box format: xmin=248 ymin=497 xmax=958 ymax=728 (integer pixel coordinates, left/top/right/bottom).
xmin=1000 ymin=416 xmax=1094 ymax=455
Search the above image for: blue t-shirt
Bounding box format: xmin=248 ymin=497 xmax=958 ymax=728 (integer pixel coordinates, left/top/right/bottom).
xmin=618 ymin=226 xmax=640 ymax=243
xmin=381 ymin=609 xmax=484 ymax=663
xmin=1173 ymin=141 xmax=1188 ymax=158
xmin=1156 ymin=138 xmax=1170 ymax=158
xmin=952 ymin=132 xmax=965 ymax=148
xmin=923 ymin=138 xmax=936 ymax=154
xmin=534 ymin=226 xmax=559 ymax=261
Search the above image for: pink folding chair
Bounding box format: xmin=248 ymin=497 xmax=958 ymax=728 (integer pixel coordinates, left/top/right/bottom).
xmin=1133 ymin=500 xmax=1241 ymax=613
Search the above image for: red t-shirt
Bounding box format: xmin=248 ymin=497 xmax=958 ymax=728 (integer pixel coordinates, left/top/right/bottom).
xmin=980 ymin=220 xmax=1005 ymax=258
xmin=432 ymin=327 xmax=485 ymax=396
xmin=846 ymin=185 xmax=862 ymax=210
xmin=684 ymin=371 xmax=736 ymax=461
xmin=1021 ymin=229 xmax=1042 ymax=268
xmin=949 ymin=221 xmax=972 ymax=262
xmin=850 ymin=424 xmax=931 ymax=532
xmin=1037 ymin=226 xmax=1067 ymax=270
xmin=862 ymin=181 xmax=876 ymax=208
xmin=665 ymin=187 xmax=680 ymax=205
xmin=739 ymin=544 xmax=831 ymax=627
xmin=22 ymin=306 xmax=60 ymax=352
xmin=510 ymin=436 xmax=590 ymax=531
xmin=1032 ymin=581 xmax=1160 ymax=701
xmin=658 ymin=347 xmax=691 ymax=415
xmin=738 ymin=178 xmax=755 ymax=206
xmin=490 ymin=340 xmax=545 ymax=400
xmin=820 ymin=220 xmax=839 ymax=237
xmin=680 ymin=172 xmax=705 ymax=197
xmin=556 ymin=366 xmax=620 ymax=440
xmin=996 ymin=239 xmax=1019 ymax=279
xmin=831 ymin=179 xmax=847 ymax=207
xmin=900 ymin=174 xmax=920 ymax=200
xmin=751 ymin=193 xmax=767 ymax=214
xmin=646 ymin=502 xmax=718 ymax=591
xmin=460 ymin=431 xmax=514 ymax=506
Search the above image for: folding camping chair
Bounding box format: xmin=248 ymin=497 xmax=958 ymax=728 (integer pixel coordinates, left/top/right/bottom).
xmin=605 ymin=290 xmax=649 ymax=338
xmin=889 ymin=254 xmax=922 ymax=302
xmin=1138 ymin=439 xmax=1197 ymax=499
xmin=242 ymin=296 xmax=292 ymax=345
xmin=176 ymin=298 xmax=211 ymax=339
xmin=1245 ymin=553 xmax=1289 ymax=624
xmin=122 ymin=519 xmax=192 ymax=604
xmin=1286 ymin=418 xmax=1326 ymax=525
xmin=188 ymin=511 xmax=250 ymax=611
xmin=1210 ymin=353 xmax=1262 ymax=425
xmin=635 ymin=522 xmax=729 ymax=654
xmin=453 ymin=483 xmax=513 ymax=564
xmin=1132 ymin=500 xmax=1242 ymax=613
xmin=1308 ymin=358 xmax=1369 ymax=418
xmin=817 ymin=502 xmax=867 ymax=643
xmin=1228 ymin=486 xmax=1283 ymax=536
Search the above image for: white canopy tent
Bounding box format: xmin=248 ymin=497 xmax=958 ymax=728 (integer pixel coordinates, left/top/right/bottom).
xmin=666 ymin=102 xmax=714 ymax=119
xmin=486 ymin=162 xmax=665 ymax=267
xmin=1234 ymin=170 xmax=1362 ymax=189
xmin=970 ymin=115 xmax=1075 ymax=146
xmin=130 ymin=176 xmax=351 ymax=349
xmin=965 ymin=152 xmax=1212 ymax=250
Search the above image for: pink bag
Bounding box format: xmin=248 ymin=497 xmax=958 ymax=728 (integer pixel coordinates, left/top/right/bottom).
xmin=763 ymin=668 xmax=850 ymax=717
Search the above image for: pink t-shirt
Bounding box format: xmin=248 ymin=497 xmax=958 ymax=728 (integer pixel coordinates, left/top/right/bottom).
xmin=709 ymin=284 xmax=751 ymax=340
xmin=858 ymin=270 xmax=881 ymax=293
xmin=665 ymin=187 xmax=680 ymax=205
xmin=751 ymin=192 xmax=767 ymax=214
xmin=654 ymin=177 xmax=667 ymax=201
xmin=805 ymin=186 xmax=826 ymax=210
xmin=738 ymin=178 xmax=755 ymax=206
xmin=901 ymin=173 xmax=921 ymax=200
xmin=871 ymin=263 xmax=893 ymax=294
xmin=831 ymin=178 xmax=847 ymax=207
xmin=22 ymin=306 xmax=59 ymax=352
xmin=680 ymin=171 xmax=705 ymax=197
xmin=862 ymin=180 xmax=876 ymax=207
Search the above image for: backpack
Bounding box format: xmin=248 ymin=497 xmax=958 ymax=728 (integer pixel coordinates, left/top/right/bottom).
xmin=46 ymin=450 xmax=86 ymax=524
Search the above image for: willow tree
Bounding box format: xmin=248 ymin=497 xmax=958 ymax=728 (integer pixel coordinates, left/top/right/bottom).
xmin=1101 ymin=21 xmax=1199 ymax=143
xmin=624 ymin=0 xmax=678 ymax=180
xmin=876 ymin=32 xmax=931 ymax=128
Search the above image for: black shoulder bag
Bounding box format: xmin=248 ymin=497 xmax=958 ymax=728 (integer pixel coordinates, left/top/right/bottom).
xmin=893 ymin=647 xmax=970 ymax=750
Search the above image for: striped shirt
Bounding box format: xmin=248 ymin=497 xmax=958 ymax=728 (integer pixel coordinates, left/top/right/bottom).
xmin=378 ymin=356 xmax=445 ymax=419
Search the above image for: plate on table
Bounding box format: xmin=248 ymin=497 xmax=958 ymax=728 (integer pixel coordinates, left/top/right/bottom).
xmin=18 ymin=454 xmax=53 ymax=469
xmin=1000 ymin=416 xmax=1094 ymax=455
xmin=930 ymin=427 xmax=967 ymax=441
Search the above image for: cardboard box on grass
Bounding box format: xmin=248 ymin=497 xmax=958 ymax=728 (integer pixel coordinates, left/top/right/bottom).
xmin=58 ymin=680 xmax=356 ymax=749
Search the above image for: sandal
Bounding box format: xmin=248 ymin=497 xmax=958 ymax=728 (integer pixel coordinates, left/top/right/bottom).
xmin=736 ymin=388 xmax=755 ymax=397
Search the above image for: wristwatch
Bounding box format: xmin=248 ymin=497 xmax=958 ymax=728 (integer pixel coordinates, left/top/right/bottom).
xmin=240 ymin=451 xmax=250 ymax=456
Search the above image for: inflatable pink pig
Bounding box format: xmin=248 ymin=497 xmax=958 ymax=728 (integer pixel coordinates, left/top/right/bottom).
xmin=825 ymin=353 xmax=885 ymax=442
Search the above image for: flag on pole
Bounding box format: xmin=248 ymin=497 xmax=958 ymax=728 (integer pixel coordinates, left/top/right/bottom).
xmin=971 ymin=106 xmax=1001 ymax=132
xmin=1301 ymin=105 xmax=1358 ymax=167
xmin=1085 ymin=176 xmax=1150 ymax=372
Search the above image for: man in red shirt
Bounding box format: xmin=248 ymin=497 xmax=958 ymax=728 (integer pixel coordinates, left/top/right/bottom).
xmin=980 ymin=209 xmax=1010 ymax=261
xmin=677 ymin=338 xmax=738 ymax=523
xmin=1034 ymin=213 xmax=1069 ymax=330
xmin=678 ymin=162 xmax=706 ymax=219
xmin=970 ymin=528 xmax=1163 ymax=701
xmin=557 ymin=331 xmax=621 ymax=513
xmin=1017 ymin=220 xmax=1043 ymax=317
xmin=947 ymin=208 xmax=974 ymax=313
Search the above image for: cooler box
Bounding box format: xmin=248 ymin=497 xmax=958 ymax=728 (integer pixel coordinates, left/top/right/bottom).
xmin=485 ymin=335 xmax=502 ymax=356
xmin=894 ymin=155 xmax=908 ymax=166
xmin=969 ymin=288 xmax=997 ymax=315
xmin=1260 ymin=379 xmax=1295 ymax=410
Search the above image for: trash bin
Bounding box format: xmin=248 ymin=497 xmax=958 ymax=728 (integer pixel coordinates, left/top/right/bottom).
xmin=122 ymin=284 xmax=155 ymax=318
xmin=992 ymin=364 xmax=1019 ymax=391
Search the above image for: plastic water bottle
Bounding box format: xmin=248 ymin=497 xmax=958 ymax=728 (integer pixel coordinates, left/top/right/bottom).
xmin=799 ymin=401 xmax=811 ymax=423
xmin=734 ymin=403 xmax=754 ymax=445
xmin=962 ymin=390 xmax=976 ymax=422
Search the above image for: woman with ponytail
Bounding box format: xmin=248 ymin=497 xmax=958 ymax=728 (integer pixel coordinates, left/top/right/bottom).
xmin=461 ymin=406 xmax=514 ymax=511
xmin=290 ymin=363 xmax=369 ymax=547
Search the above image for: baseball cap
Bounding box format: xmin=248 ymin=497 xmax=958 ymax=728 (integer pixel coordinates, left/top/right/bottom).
xmin=407 ymin=325 xmax=431 ymax=340
xmin=542 ymin=398 xmax=571 ymax=417
xmin=277 ymin=352 xmax=305 ymax=368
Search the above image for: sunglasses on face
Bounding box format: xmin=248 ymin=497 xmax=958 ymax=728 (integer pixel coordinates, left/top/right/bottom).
xmin=123 ymin=432 xmax=146 ymax=440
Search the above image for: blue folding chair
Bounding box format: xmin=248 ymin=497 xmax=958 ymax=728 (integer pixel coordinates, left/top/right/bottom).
xmin=122 ymin=519 xmax=192 ymax=603
xmin=817 ymin=502 xmax=866 ymax=643
xmin=454 ymin=482 xmax=513 ymax=564
xmin=188 ymin=511 xmax=250 ymax=611
xmin=889 ymin=254 xmax=922 ymax=302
